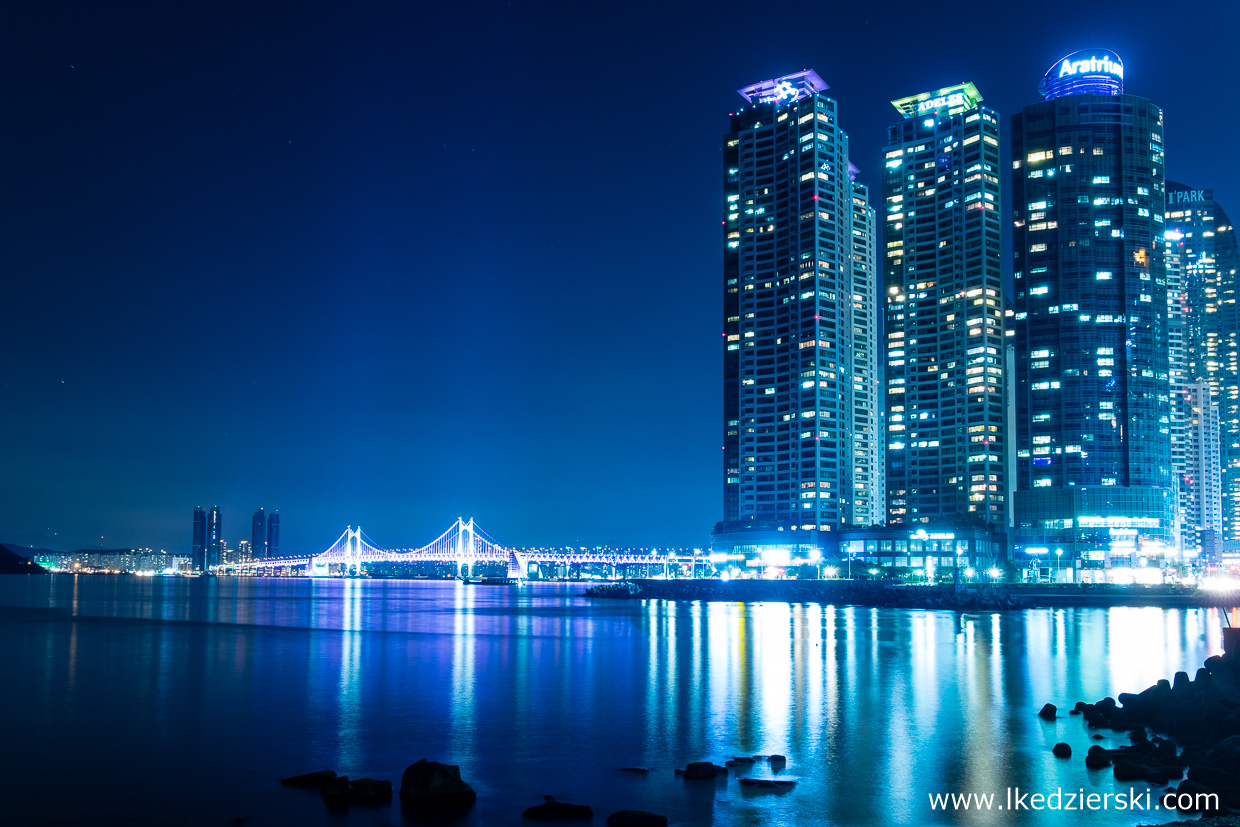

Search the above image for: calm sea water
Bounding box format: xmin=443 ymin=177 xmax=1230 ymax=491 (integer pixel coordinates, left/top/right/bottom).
xmin=0 ymin=575 xmax=1226 ymax=827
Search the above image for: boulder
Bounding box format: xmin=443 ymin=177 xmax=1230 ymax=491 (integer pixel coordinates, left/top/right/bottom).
xmin=682 ymin=762 xmax=727 ymax=780
xmin=1037 ymin=703 xmax=1057 ymax=721
xmin=738 ymin=778 xmax=796 ymax=791
xmin=399 ymin=760 xmax=477 ymax=812
xmin=1085 ymin=754 xmax=1112 ymax=770
xmin=1113 ymin=761 xmax=1146 ymax=782
xmin=607 ymin=811 xmax=668 ymax=827
xmin=1210 ymin=735 xmax=1240 ymax=765
xmin=1190 ymin=766 xmax=1240 ymax=788
xmin=522 ymin=799 xmax=594 ymax=820
xmin=1173 ymin=779 xmax=1217 ymax=812
xmin=280 ymin=770 xmax=337 ymax=789
xmin=1052 ymin=743 xmax=1071 ymax=758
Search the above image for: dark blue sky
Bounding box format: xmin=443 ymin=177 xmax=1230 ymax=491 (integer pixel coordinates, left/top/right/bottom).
xmin=3 ymin=1 xmax=1237 ymax=554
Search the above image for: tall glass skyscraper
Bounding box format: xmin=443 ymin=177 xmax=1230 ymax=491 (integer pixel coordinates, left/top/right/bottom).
xmin=1165 ymin=184 xmax=1240 ymax=559
xmin=717 ymin=70 xmax=878 ymax=560
xmin=1011 ymin=50 xmax=1175 ymax=570
xmin=207 ymin=505 xmax=223 ymax=571
xmin=267 ymin=511 xmax=280 ymax=558
xmin=252 ymin=508 xmax=267 ymax=560
xmin=191 ymin=507 xmax=207 ymax=572
xmin=882 ymin=82 xmax=1007 ymax=529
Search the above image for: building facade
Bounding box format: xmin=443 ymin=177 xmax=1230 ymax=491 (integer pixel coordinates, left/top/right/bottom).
xmin=716 ymin=70 xmax=878 ymax=563
xmin=1011 ymin=50 xmax=1175 ymax=571
xmin=267 ymin=511 xmax=280 ymax=558
xmin=882 ymin=82 xmax=1007 ymax=530
xmin=191 ymin=507 xmax=207 ymax=572
xmin=1176 ymin=381 xmax=1223 ymax=560
xmin=1165 ymin=184 xmax=1240 ymax=559
xmin=207 ymin=505 xmax=223 ymax=571
xmin=252 ymin=508 xmax=267 ymax=560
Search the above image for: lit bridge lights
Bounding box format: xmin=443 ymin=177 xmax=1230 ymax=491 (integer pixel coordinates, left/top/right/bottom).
xmin=222 ymin=518 xmax=676 ymax=577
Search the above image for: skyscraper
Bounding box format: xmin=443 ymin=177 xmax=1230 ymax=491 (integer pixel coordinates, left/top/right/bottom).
xmin=207 ymin=505 xmax=223 ymax=570
xmin=1011 ymin=50 xmax=1175 ymax=571
xmin=252 ymin=508 xmax=267 ymax=560
xmin=1165 ymin=184 xmax=1240 ymax=558
xmin=716 ymin=70 xmax=878 ymax=560
xmin=1176 ymin=382 xmax=1223 ymax=560
xmin=882 ymin=82 xmax=1006 ymax=529
xmin=191 ymin=507 xmax=207 ymax=572
xmin=267 ymin=511 xmax=280 ymax=559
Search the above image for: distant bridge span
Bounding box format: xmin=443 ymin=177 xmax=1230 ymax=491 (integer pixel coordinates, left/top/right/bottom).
xmin=225 ymin=518 xmax=673 ymax=577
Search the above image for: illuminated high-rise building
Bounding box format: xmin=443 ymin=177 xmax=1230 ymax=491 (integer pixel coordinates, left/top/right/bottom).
xmin=206 ymin=505 xmax=223 ymax=570
xmin=882 ymin=82 xmax=1007 ymax=529
xmin=1011 ymin=50 xmax=1175 ymax=569
xmin=716 ymin=70 xmax=879 ymax=560
xmin=252 ymin=508 xmax=267 ymax=560
xmin=1165 ymin=184 xmax=1240 ymax=560
xmin=191 ymin=507 xmax=207 ymax=572
xmin=1175 ymin=382 xmax=1223 ymax=560
xmin=267 ymin=511 xmax=280 ymax=559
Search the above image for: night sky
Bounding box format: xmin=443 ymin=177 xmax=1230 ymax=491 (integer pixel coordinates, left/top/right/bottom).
xmin=4 ymin=1 xmax=1238 ymax=555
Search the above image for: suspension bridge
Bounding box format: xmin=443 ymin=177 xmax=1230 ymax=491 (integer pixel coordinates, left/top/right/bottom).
xmin=221 ymin=518 xmax=684 ymax=579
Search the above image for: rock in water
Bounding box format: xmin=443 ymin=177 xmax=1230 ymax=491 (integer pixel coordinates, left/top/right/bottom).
xmin=280 ymin=770 xmax=337 ymax=788
xmin=607 ymin=812 xmax=669 ymax=827
xmin=738 ymin=778 xmax=796 ymax=791
xmin=1052 ymin=743 xmax=1072 ymax=758
xmin=522 ymin=799 xmax=594 ymax=820
xmin=1085 ymin=753 xmax=1112 ymax=769
xmin=682 ymin=762 xmax=727 ymax=780
xmin=1038 ymin=703 xmax=1058 ymax=721
xmin=399 ymin=760 xmax=477 ymax=812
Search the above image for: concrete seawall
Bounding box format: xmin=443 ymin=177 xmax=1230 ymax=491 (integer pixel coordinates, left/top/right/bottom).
xmin=587 ymin=579 xmax=1237 ymax=610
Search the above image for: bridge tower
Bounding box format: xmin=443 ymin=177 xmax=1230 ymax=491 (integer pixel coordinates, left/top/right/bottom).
xmin=455 ymin=518 xmax=474 ymax=578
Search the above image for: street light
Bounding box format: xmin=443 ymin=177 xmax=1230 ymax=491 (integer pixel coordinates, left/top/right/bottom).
xmin=1055 ymin=548 xmax=1063 ymax=582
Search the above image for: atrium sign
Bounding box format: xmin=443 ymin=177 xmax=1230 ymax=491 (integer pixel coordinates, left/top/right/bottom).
xmin=1039 ymin=49 xmax=1124 ymax=101
xmin=1057 ymin=53 xmax=1123 ymax=81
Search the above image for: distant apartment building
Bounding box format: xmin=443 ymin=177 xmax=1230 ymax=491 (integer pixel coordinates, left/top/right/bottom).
xmin=252 ymin=508 xmax=267 ymax=560
xmin=207 ymin=505 xmax=223 ymax=570
xmin=1165 ymin=184 xmax=1240 ymax=560
xmin=192 ymin=507 xmax=207 ymax=571
xmin=267 ymin=511 xmax=280 ymax=558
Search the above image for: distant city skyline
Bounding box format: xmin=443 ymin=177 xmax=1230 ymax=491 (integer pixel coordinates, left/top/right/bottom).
xmin=3 ymin=2 xmax=1238 ymax=554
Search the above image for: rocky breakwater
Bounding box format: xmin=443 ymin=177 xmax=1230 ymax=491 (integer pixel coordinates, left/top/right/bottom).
xmin=1043 ymin=649 xmax=1240 ymax=816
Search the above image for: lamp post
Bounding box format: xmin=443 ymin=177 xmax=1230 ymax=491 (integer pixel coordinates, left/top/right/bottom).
xmin=1055 ymin=548 xmax=1063 ymax=583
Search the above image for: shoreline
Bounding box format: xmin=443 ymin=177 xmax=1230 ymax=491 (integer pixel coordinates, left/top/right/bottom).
xmin=586 ymin=578 xmax=1239 ymax=610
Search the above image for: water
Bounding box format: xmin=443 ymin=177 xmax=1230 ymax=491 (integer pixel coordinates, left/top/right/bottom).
xmin=0 ymin=575 xmax=1226 ymax=827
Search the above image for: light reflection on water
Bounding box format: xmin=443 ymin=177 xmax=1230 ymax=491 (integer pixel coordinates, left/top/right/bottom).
xmin=0 ymin=576 xmax=1229 ymax=827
